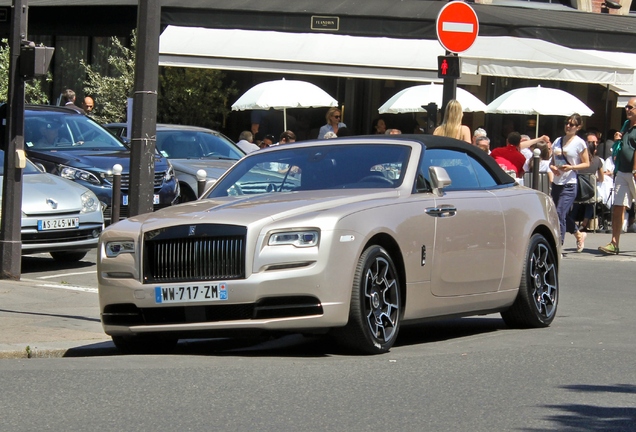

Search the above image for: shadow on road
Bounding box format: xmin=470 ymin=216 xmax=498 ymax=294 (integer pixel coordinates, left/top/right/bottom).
xmin=526 ymin=384 xmax=636 ymax=431
xmin=21 ymin=255 xmax=95 ymax=274
xmin=64 ymin=316 xmax=507 ymax=358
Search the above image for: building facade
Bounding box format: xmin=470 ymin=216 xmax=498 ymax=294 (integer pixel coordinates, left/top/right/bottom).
xmin=1 ymin=0 xmax=634 ymax=143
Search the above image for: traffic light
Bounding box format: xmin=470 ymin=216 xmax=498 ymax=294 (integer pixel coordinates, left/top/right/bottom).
xmin=20 ymin=43 xmax=54 ymax=79
xmin=437 ymin=55 xmax=461 ymax=79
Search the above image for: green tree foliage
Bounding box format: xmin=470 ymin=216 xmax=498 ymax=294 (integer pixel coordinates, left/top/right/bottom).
xmin=81 ymin=34 xmax=136 ymax=124
xmin=0 ymin=39 xmax=52 ymax=104
xmin=55 ymin=45 xmax=87 ymax=102
xmin=158 ymin=67 xmax=237 ymax=130
xmin=80 ymin=31 xmax=237 ymax=130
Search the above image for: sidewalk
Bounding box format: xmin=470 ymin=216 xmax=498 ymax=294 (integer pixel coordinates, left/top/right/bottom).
xmin=1 ymin=230 xmax=636 ymax=359
xmin=0 ymin=278 xmax=114 ymax=359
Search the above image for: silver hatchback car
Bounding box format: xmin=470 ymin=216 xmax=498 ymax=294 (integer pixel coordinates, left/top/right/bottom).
xmin=0 ymin=150 xmax=104 ymax=262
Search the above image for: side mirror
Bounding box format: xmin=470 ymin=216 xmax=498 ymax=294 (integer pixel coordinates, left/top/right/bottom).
xmin=428 ymin=166 xmax=452 ymax=197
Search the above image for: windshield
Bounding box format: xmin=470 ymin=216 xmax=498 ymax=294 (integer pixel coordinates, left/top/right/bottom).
xmin=156 ymin=130 xmax=244 ymax=160
xmin=24 ymin=110 xmax=127 ymax=150
xmin=206 ymin=143 xmax=410 ymax=198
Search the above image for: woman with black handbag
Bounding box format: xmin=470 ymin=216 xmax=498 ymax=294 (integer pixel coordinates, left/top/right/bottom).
xmin=550 ymin=113 xmax=590 ymax=252
xmin=573 ymin=133 xmax=605 ymax=232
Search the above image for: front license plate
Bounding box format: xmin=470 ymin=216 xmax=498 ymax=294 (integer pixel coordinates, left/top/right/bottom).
xmin=122 ymin=194 xmax=160 ymax=205
xmin=37 ymin=217 xmax=80 ymax=231
xmin=155 ymin=283 xmax=228 ymax=304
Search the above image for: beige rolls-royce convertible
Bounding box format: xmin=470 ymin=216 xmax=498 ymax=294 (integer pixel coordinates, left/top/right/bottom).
xmin=97 ymin=135 xmax=560 ymax=354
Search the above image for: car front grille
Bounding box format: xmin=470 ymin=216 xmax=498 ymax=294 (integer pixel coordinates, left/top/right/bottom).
xmin=105 ymin=171 xmax=165 ymax=189
xmin=102 ymin=297 xmax=323 ymax=326
xmin=21 ymin=224 xmax=103 ymax=244
xmin=143 ymin=224 xmax=247 ymax=284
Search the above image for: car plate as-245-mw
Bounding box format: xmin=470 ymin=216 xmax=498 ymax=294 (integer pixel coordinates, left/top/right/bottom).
xmin=37 ymin=217 xmax=80 ymax=231
xmin=155 ymin=283 xmax=228 ymax=304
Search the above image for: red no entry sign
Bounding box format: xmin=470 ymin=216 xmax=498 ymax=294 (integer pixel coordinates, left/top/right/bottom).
xmin=436 ymin=1 xmax=479 ymax=53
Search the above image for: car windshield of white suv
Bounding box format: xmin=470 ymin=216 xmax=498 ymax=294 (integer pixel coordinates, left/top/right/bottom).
xmin=24 ymin=111 xmax=126 ymax=150
xmin=206 ymin=143 xmax=410 ymax=197
xmin=156 ymin=131 xmax=243 ymax=160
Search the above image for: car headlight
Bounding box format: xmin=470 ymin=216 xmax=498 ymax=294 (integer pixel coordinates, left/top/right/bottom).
xmin=105 ymin=240 xmax=135 ymax=258
xmin=80 ymin=191 xmax=100 ymax=214
xmin=268 ymin=230 xmax=319 ymax=247
xmin=164 ymin=165 xmax=175 ymax=182
xmin=59 ymin=165 xmax=101 ymax=185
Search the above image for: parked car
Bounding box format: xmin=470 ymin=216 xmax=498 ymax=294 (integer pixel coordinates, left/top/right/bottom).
xmin=0 ymin=150 xmax=103 ymax=262
xmin=104 ymin=123 xmax=245 ymax=202
xmin=97 ymin=136 xmax=561 ymax=355
xmin=10 ymin=106 xmax=180 ymax=223
xmin=103 ymin=122 xmax=129 ymax=143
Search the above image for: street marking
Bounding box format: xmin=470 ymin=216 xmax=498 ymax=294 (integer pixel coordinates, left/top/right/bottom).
xmin=19 ymin=277 xmax=98 ymax=293
xmin=442 ymin=22 xmax=474 ymax=33
xmin=39 ymin=283 xmax=98 ymax=293
xmin=37 ymin=270 xmax=96 ymax=279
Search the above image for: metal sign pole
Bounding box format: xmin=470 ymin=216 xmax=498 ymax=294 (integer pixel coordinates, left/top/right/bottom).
xmin=0 ymin=0 xmax=28 ymax=280
xmin=128 ymin=0 xmax=160 ymax=217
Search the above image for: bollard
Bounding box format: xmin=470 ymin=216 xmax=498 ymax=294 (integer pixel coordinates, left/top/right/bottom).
xmin=111 ymin=164 xmax=123 ymax=224
xmin=532 ymin=148 xmax=540 ymax=191
xmin=196 ymin=169 xmax=207 ymax=198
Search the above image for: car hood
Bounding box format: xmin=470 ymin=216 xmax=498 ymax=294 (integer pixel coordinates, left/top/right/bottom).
xmin=170 ymin=159 xmax=237 ymax=180
xmin=26 ymin=148 xmax=169 ymax=172
xmin=119 ymin=189 xmax=400 ymax=231
xmin=0 ymin=172 xmax=92 ymax=213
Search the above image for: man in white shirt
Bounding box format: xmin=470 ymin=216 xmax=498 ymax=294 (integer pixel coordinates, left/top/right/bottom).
xmin=236 ymin=131 xmax=259 ymax=153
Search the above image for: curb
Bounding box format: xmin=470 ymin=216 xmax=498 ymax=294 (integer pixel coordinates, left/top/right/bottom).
xmin=0 ymin=340 xmax=116 ymax=360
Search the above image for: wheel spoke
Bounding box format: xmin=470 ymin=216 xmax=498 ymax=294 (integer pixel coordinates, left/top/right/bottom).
xmin=529 ymin=244 xmax=557 ymax=319
xmin=364 ymin=256 xmax=399 ymax=343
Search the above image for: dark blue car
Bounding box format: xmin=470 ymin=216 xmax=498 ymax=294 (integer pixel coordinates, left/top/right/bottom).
xmin=20 ymin=105 xmax=179 ymax=222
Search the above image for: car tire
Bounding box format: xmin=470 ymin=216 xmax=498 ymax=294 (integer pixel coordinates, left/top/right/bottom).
xmin=112 ymin=334 xmax=178 ymax=355
xmin=50 ymin=251 xmax=88 ymax=262
xmin=501 ymin=233 xmax=558 ymax=328
xmin=334 ymin=245 xmax=401 ymax=354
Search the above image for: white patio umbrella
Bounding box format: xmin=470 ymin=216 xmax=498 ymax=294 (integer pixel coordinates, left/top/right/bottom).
xmin=485 ymin=85 xmax=594 ymax=137
xmin=231 ymin=78 xmax=338 ymax=131
xmin=378 ymin=83 xmax=487 ymax=114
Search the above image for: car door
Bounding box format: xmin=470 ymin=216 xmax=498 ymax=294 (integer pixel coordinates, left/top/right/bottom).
xmin=421 ymin=148 xmax=506 ymax=297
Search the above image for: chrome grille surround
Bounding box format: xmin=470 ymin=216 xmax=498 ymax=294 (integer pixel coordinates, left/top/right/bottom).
xmin=143 ymin=224 xmax=247 ymax=284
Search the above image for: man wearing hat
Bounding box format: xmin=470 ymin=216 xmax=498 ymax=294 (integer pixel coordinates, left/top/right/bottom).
xmin=36 ymin=120 xmax=68 ymax=146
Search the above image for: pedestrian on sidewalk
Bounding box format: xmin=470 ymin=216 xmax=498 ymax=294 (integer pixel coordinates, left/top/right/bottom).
xmin=599 ymin=97 xmax=636 ymax=255
xmin=549 ymin=113 xmax=590 ymax=251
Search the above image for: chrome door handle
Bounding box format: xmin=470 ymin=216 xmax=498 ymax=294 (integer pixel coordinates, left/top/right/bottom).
xmin=425 ymin=205 xmax=457 ymax=217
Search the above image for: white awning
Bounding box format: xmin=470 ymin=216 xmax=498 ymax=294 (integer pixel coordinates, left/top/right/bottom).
xmin=159 ymin=26 xmax=634 ymax=87
xmin=577 ymin=49 xmax=636 ymax=107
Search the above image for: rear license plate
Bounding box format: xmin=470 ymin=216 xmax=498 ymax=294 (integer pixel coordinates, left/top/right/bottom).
xmin=122 ymin=194 xmax=160 ymax=205
xmin=37 ymin=217 xmax=80 ymax=231
xmin=155 ymin=283 xmax=228 ymax=304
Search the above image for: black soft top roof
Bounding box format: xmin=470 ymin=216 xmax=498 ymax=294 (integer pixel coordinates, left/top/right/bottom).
xmin=327 ymin=134 xmax=517 ymax=186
